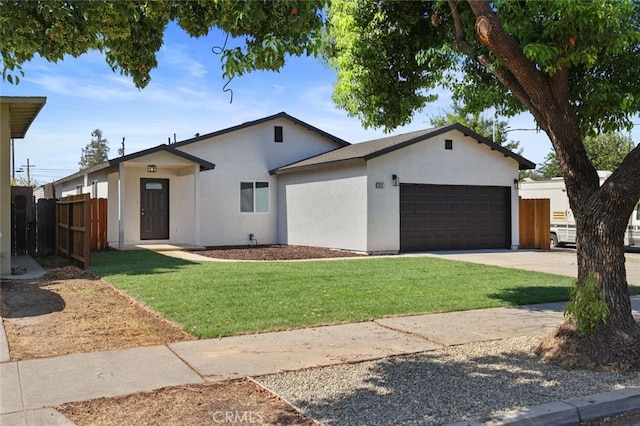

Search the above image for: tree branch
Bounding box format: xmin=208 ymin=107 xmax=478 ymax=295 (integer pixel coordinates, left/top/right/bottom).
xmin=448 ymin=0 xmax=473 ymax=56
xmin=606 ymin=144 xmax=640 ymax=206
xmin=469 ymin=1 xmax=551 ymax=108
xmin=447 ymin=0 xmax=544 ymax=126
xmin=466 ymin=0 xmax=599 ymax=207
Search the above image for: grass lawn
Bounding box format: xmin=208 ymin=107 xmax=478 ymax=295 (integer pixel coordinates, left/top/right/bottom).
xmin=89 ymin=250 xmax=588 ymax=338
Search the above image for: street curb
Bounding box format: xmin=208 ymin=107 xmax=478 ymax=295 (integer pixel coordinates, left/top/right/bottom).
xmin=0 ymin=314 xmax=10 ymax=363
xmin=566 ymin=387 xmax=640 ymax=422
xmin=446 ymin=387 xmax=640 ymax=425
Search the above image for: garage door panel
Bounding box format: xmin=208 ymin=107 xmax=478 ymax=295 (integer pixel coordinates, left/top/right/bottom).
xmin=400 ymin=184 xmax=510 ymax=251
xmin=477 ymin=202 xmax=491 ymax=213
xmin=417 ymin=201 xmax=431 ymax=213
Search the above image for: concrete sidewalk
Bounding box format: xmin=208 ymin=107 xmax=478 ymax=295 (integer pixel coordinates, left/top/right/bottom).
xmin=2 ymin=297 xmax=640 ymax=425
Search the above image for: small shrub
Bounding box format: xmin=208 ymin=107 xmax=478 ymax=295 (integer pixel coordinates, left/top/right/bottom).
xmin=564 ymin=273 xmax=609 ymax=337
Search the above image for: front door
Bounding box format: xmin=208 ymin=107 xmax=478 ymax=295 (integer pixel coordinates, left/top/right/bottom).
xmin=140 ymin=178 xmax=169 ymax=240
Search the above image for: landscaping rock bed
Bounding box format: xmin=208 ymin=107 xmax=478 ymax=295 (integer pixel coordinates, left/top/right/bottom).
xmin=196 ymin=244 xmax=367 ymax=260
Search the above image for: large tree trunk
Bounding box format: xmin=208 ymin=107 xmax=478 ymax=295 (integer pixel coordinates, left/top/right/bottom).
xmin=549 ymin=194 xmax=640 ymax=368
xmin=534 ymin=126 xmax=640 ymax=369
xmin=462 ymin=0 xmax=640 ymax=369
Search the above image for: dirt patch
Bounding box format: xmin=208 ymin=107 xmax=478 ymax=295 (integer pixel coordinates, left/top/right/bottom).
xmin=196 ymin=244 xmax=367 ymax=260
xmin=0 ymin=275 xmax=193 ymax=361
xmin=58 ymin=379 xmax=314 ymax=425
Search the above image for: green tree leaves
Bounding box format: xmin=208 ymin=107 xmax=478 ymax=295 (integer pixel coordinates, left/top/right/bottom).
xmin=1 ymin=1 xmax=325 ymax=88
xmin=327 ymin=1 xmax=454 ymax=130
xmin=429 ymin=102 xmax=523 ymax=153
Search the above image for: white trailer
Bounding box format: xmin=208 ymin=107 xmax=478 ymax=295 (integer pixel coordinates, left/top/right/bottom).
xmin=519 ymin=171 xmax=640 ymax=248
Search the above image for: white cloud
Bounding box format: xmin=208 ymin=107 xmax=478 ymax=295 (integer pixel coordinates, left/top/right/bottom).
xmin=158 ymin=42 xmax=208 ymax=79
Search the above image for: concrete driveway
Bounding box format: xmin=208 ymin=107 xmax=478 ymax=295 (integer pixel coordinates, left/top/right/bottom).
xmin=413 ymin=248 xmax=640 ymax=286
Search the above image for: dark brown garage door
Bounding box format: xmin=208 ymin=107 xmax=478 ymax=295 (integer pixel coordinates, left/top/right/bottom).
xmin=400 ymin=184 xmax=511 ymax=251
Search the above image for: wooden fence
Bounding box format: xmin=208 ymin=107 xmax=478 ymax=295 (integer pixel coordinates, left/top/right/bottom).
xmin=519 ymin=198 xmax=550 ymax=250
xmin=56 ymin=195 xmax=108 ymax=267
xmin=90 ymin=198 xmax=108 ymax=251
xmin=57 ymin=194 xmax=91 ymax=267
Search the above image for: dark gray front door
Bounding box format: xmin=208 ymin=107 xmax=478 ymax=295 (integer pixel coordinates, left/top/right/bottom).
xmin=140 ymin=178 xmax=169 ymax=240
xmin=400 ymin=184 xmax=510 ymax=251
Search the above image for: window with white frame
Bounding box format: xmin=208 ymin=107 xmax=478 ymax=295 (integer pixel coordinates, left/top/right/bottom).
xmin=240 ymin=181 xmax=269 ymax=213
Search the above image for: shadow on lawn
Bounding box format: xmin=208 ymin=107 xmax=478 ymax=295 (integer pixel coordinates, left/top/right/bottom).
xmin=88 ymin=249 xmax=197 ymax=277
xmin=284 ymin=346 xmax=635 ymax=425
xmin=487 ymin=286 xmax=570 ymax=310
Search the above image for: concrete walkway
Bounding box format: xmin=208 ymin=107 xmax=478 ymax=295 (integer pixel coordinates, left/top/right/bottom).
xmin=0 ymin=255 xmax=47 ymax=281
xmin=2 ymin=251 xmax=640 ymax=425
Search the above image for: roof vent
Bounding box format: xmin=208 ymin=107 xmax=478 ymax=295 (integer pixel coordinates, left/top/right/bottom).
xmin=274 ymin=126 xmax=283 ymax=143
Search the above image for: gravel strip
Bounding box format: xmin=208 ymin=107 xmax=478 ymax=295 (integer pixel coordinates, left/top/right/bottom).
xmin=255 ymin=336 xmax=640 ymax=425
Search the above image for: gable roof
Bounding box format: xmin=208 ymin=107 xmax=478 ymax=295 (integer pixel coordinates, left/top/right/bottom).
xmin=273 ymin=123 xmax=535 ymax=174
xmin=171 ymin=112 xmax=350 ymax=148
xmin=108 ymin=144 xmax=216 ymax=170
xmin=55 ymin=145 xmax=215 ymax=185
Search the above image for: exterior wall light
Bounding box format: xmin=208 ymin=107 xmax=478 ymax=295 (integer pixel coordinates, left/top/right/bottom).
xmin=392 ymin=174 xmax=400 ymax=186
xmin=513 ymin=178 xmax=520 ymax=189
xmin=147 ymin=165 xmax=157 ymax=173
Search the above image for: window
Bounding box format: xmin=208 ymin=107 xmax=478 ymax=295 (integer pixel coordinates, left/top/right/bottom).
xmin=445 ymin=139 xmax=453 ymax=150
xmin=636 ymin=204 xmax=640 ymax=221
xmin=241 ymin=181 xmax=269 ymax=213
xmin=274 ymin=126 xmax=283 ymax=142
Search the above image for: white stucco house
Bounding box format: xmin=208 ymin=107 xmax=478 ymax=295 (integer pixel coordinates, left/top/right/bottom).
xmin=55 ymin=112 xmax=534 ymax=253
xmin=1 ymin=96 xmax=46 ymax=275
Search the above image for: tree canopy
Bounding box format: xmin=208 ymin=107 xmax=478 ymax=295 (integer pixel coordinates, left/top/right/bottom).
xmin=3 ymin=1 xmax=638 ymax=137
xmin=79 ymin=129 xmax=109 ymax=170
xmin=325 ymin=1 xmax=640 ymax=136
xmin=0 ymin=1 xmax=325 ymax=87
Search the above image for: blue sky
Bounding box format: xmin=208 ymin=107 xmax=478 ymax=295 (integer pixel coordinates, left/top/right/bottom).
xmin=3 ymin=22 xmax=636 ymax=185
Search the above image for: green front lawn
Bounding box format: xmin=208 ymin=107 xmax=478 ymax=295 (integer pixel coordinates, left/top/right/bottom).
xmin=90 ymin=250 xmax=578 ymax=339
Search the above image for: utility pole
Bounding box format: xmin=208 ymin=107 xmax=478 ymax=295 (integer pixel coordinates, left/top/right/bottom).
xmin=20 ymin=158 xmax=36 ymax=186
xmin=118 ymin=137 xmax=125 ymax=156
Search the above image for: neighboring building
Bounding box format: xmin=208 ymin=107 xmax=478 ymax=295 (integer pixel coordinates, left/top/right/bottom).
xmin=55 ymin=113 xmax=534 ymax=253
xmin=0 ymin=96 xmax=46 ymax=275
xmin=519 ymin=172 xmax=640 ymax=247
